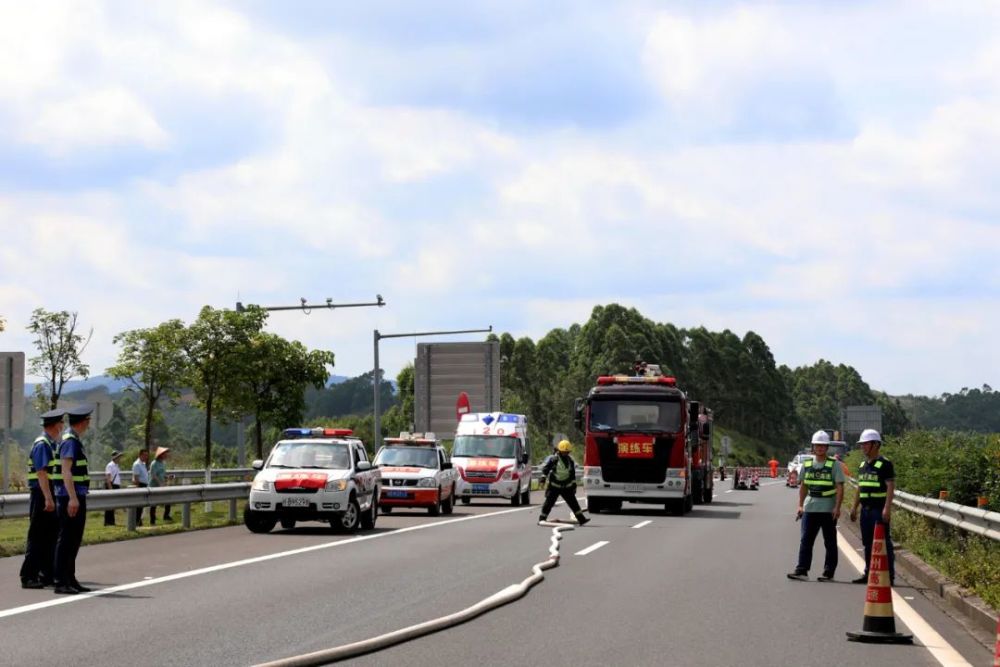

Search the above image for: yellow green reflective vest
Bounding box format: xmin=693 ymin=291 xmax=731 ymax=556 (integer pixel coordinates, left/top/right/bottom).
xmin=26 ymin=434 xmax=59 ymax=487
xmin=58 ymin=431 xmax=90 ymax=489
xmin=858 ymin=457 xmax=888 ymax=500
xmin=802 ymin=459 xmax=836 ymax=497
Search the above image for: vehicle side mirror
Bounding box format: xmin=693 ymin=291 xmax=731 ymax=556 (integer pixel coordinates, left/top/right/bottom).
xmin=688 ymin=401 xmax=700 ymax=433
xmin=441 ymin=461 xmax=453 ymax=470
xmin=521 ymin=453 xmax=530 ymax=464
xmin=700 ymin=422 xmax=712 ymax=440
xmin=573 ymin=398 xmax=584 ymax=431
xmin=252 ymin=459 xmax=264 ymax=470
xmin=356 ymin=461 xmax=372 ymax=471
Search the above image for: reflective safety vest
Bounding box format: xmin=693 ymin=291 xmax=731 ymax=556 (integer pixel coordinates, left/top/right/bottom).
xmin=58 ymin=432 xmax=90 ymax=490
xmin=858 ymin=457 xmax=888 ymax=502
xmin=802 ymin=459 xmax=837 ymax=497
xmin=544 ymin=455 xmax=576 ymax=489
xmin=26 ymin=434 xmax=59 ymax=488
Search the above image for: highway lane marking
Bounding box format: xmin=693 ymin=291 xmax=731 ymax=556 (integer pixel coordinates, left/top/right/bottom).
xmin=0 ymin=499 xmax=572 ymax=620
xmin=836 ymin=530 xmax=970 ymax=667
xmin=725 ymin=489 xmax=734 ymax=493
xmin=574 ymin=541 xmax=609 ymax=556
xmin=632 ymin=520 xmax=652 ymax=529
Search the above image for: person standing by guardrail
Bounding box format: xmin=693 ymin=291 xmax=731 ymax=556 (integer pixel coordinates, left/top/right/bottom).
xmin=849 ymin=429 xmax=896 ymax=585
xmin=787 ymin=430 xmax=845 ymax=582
xmin=54 ymin=405 xmax=94 ymax=595
xmin=538 ymin=440 xmax=590 ymax=525
xmin=19 ymin=409 xmax=65 ymax=589
xmin=103 ymin=450 xmax=124 ymax=526
xmin=131 ymin=449 xmax=150 ymax=526
xmin=149 ymin=446 xmax=172 ymax=524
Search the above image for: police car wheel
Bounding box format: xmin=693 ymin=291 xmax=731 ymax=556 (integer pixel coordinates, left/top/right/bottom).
xmin=244 ymin=508 xmax=276 ymax=534
xmin=334 ymin=497 xmax=360 ymax=533
xmin=361 ymin=501 xmax=377 ymax=530
xmin=441 ymin=488 xmax=454 ymax=515
xmin=429 ymin=490 xmax=441 ymax=516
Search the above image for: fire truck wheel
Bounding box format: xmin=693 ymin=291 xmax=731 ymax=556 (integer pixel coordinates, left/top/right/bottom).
xmin=429 ymin=490 xmax=442 ymax=516
xmin=588 ymin=498 xmax=604 ymax=513
xmin=692 ymin=485 xmax=704 ymax=504
xmin=684 ymin=494 xmax=694 ymax=513
xmin=280 ymin=518 xmax=296 ymax=530
xmin=704 ymin=487 xmax=714 ymax=504
xmin=442 ymin=486 xmax=455 ymax=515
xmin=607 ymin=499 xmax=622 ymax=513
xmin=666 ymin=499 xmax=683 ymax=516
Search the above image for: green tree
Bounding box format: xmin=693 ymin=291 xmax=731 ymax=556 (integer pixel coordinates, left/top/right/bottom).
xmin=106 ymin=320 xmax=189 ymax=450
xmin=183 ymin=306 xmax=267 ymax=469
xmin=224 ymin=332 xmax=335 ymax=457
xmin=27 ymin=309 xmax=92 ymax=411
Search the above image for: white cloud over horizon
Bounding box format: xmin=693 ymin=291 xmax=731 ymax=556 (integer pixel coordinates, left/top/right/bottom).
xmin=1 ymin=1 xmax=999 ymax=397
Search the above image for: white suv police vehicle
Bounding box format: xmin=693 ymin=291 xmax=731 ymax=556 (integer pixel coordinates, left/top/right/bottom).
xmin=374 ymin=432 xmax=458 ymax=516
xmin=244 ymin=428 xmax=380 ymax=534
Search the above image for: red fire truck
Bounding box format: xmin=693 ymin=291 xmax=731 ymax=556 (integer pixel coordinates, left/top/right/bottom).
xmin=573 ymin=364 xmax=707 ymax=516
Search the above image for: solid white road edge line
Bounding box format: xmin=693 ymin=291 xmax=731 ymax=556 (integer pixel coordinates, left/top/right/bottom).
xmin=574 ymin=541 xmax=609 ymax=556
xmin=0 ymin=499 xmax=567 ymax=620
xmin=632 ymin=520 xmax=652 ymax=529
xmin=836 ymin=530 xmax=970 ymax=667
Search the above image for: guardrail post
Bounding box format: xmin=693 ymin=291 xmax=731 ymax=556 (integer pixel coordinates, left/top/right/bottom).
xmin=127 ymin=507 xmax=137 ymax=532
xmin=182 ymin=502 xmax=191 ymax=529
xmin=229 ymin=498 xmax=237 ymax=522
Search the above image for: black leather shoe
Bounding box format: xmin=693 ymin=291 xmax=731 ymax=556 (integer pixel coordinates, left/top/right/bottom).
xmin=71 ymin=582 xmax=93 ymax=593
xmin=21 ymin=578 xmax=45 ymax=589
xmin=817 ymin=572 xmax=834 ymax=582
xmin=577 ymin=516 xmax=591 ymax=526
xmin=851 ymin=575 xmax=868 ymax=584
xmin=53 ymin=585 xmax=79 ymax=595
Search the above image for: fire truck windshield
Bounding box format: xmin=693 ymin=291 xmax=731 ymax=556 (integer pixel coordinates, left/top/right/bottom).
xmin=589 ymin=399 xmax=682 ymax=433
xmin=452 ymin=436 xmax=517 ymax=458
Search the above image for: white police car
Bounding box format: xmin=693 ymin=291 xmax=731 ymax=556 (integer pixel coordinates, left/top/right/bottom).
xmin=374 ymin=432 xmax=458 ymax=516
xmin=244 ymin=428 xmax=380 ymax=534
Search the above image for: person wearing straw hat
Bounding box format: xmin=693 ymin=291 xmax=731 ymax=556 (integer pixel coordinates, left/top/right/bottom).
xmin=103 ymin=450 xmax=124 ymax=526
xmin=19 ymin=409 xmax=64 ymax=589
xmin=849 ymin=429 xmax=896 ymax=585
xmin=53 ymin=405 xmax=94 ymax=594
xmin=149 ymin=446 xmax=172 ymax=524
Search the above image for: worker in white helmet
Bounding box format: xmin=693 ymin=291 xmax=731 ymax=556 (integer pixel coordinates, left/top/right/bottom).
xmin=787 ymin=430 xmax=845 ymax=582
xmin=848 ymin=429 xmax=896 ymax=585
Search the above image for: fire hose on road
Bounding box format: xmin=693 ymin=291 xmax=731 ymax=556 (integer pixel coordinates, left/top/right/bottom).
xmin=255 ymin=520 xmax=577 ymax=666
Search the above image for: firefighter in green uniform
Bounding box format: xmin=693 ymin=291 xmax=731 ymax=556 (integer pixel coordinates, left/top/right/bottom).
xmin=19 ymin=409 xmax=65 ymax=588
xmin=787 ymin=430 xmax=845 ymax=581
xmin=849 ymin=429 xmax=896 ymax=585
xmin=538 ymin=440 xmax=590 ymax=525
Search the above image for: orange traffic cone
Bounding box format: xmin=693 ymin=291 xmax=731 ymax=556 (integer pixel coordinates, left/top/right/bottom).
xmin=846 ymin=523 xmax=913 ymax=644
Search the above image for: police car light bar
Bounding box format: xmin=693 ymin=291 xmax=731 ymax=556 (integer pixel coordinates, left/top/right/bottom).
xmin=596 ymin=375 xmax=677 ymax=386
xmin=282 ymin=427 xmax=355 ymax=438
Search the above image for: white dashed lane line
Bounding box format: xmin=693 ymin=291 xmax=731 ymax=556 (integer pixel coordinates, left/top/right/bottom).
xmin=574 ymin=541 xmax=610 ymax=556
xmin=632 ymin=520 xmax=652 ymax=529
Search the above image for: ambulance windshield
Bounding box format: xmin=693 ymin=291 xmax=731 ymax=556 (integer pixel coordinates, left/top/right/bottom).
xmin=452 ymin=436 xmax=517 ymax=458
xmin=374 ymin=446 xmax=439 ymax=468
xmin=589 ymin=399 xmax=682 ymax=433
xmin=268 ymin=442 xmax=351 ymax=469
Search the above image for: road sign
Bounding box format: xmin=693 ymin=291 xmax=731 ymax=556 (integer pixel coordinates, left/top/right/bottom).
xmin=414 ymin=341 xmax=499 ymax=438
xmin=0 ymin=352 xmax=25 ymax=430
xmin=721 ymin=436 xmax=731 ymax=455
xmin=841 ymin=405 xmax=882 ymax=437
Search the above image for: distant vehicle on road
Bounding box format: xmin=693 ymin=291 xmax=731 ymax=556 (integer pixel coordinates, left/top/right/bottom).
xmin=452 ymin=413 xmax=532 ymax=506
xmin=375 ymin=432 xmax=458 ymax=516
xmin=244 ymin=428 xmax=380 ymax=534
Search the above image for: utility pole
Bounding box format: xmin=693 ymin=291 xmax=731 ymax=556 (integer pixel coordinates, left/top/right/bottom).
xmin=373 ymin=326 xmax=492 ymax=451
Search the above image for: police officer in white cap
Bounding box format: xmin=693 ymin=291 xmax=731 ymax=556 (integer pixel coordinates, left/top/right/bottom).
xmin=849 ymin=429 xmax=896 ymax=585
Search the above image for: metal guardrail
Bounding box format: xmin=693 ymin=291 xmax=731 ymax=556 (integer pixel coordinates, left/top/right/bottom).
xmin=91 ymin=468 xmax=255 ymax=486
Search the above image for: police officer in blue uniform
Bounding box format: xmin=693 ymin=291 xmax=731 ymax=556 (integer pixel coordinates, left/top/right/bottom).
xmin=19 ymin=409 xmax=64 ymax=588
xmin=53 ymin=405 xmax=93 ymax=595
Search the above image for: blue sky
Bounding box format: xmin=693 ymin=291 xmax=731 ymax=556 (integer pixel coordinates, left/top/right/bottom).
xmin=1 ymin=1 xmax=999 ymax=396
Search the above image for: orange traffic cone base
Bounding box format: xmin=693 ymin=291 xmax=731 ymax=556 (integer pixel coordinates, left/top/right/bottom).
xmin=846 ymin=523 xmax=912 ymax=644
xmin=846 ymin=629 xmax=913 ymax=644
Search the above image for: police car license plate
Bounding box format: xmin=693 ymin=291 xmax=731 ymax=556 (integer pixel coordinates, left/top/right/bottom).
xmin=385 ymin=490 xmax=408 ymax=498
xmin=624 ymin=484 xmax=644 ymax=493
xmin=282 ymin=496 xmax=309 ymax=507
xmin=471 ymin=484 xmax=491 ymax=494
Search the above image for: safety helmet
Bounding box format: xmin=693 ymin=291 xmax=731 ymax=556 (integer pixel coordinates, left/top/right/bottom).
xmin=811 ymin=430 xmax=831 ymax=445
xmin=557 ymin=439 xmax=573 ymax=453
xmin=857 ymin=429 xmax=882 ymax=444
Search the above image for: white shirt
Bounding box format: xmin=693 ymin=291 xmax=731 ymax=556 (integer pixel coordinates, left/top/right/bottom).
xmin=132 ymin=458 xmax=150 ymax=485
xmin=105 ymin=460 xmax=122 ymax=486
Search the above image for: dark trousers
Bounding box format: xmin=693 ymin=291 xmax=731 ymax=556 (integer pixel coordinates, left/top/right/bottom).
xmin=134 ymin=483 xmax=147 ymax=524
xmin=860 ymin=503 xmax=895 ymax=579
xmin=796 ymin=511 xmax=838 ymax=575
xmin=539 ymin=485 xmax=585 ymax=520
xmin=150 ymin=502 xmax=171 ymax=523
xmin=55 ymin=495 xmax=87 ymax=587
xmin=104 ymin=483 xmax=120 ymax=525
xmin=19 ymin=487 xmax=58 ymax=582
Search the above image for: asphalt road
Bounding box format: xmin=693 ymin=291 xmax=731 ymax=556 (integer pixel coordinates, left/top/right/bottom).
xmin=0 ymin=484 xmax=991 ymax=666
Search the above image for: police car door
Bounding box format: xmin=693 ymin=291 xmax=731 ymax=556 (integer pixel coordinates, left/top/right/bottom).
xmin=353 ymin=443 xmax=374 ymax=510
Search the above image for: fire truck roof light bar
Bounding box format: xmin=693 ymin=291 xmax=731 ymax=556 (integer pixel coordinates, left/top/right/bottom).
xmin=596 ymin=375 xmax=677 ymax=386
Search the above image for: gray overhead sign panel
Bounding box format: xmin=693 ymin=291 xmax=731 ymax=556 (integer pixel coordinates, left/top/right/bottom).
xmin=414 ymin=341 xmax=500 ymax=438
xmin=841 ymin=405 xmax=883 ymax=437
xmin=0 ymin=352 xmax=25 ymax=430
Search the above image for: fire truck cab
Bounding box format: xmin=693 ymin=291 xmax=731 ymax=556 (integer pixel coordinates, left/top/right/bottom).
xmin=574 ymin=364 xmax=699 ymax=516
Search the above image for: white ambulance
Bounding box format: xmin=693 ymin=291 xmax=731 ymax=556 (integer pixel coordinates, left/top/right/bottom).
xmin=452 ymin=412 xmax=532 ymax=506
